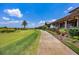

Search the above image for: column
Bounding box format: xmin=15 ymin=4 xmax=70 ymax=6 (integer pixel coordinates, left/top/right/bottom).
xmin=77 ymin=19 xmax=79 ymax=27
xmin=65 ymin=21 xmax=67 ymax=29
xmin=58 ymin=23 xmax=60 ymax=28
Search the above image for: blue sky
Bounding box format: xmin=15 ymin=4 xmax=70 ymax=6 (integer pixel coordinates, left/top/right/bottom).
xmin=0 ymin=3 xmax=79 ymax=28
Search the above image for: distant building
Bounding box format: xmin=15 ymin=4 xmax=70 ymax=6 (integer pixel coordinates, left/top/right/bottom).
xmin=51 ymin=7 xmax=79 ymax=29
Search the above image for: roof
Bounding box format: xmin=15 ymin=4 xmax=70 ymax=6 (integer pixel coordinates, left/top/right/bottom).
xmin=69 ymin=7 xmax=79 ymax=13
xmin=50 ymin=7 xmax=79 ymax=24
xmin=50 ymin=15 xmax=69 ymax=24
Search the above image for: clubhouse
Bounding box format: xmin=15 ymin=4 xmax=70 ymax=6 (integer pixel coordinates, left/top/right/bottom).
xmin=51 ymin=7 xmax=79 ymax=29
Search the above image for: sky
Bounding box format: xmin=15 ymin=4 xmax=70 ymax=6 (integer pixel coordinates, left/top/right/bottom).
xmin=0 ymin=3 xmax=79 ymax=28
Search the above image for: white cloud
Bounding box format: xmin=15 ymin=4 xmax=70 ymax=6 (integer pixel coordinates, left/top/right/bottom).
xmin=64 ymin=10 xmax=67 ymax=13
xmin=0 ymin=20 xmax=22 ymax=24
xmin=38 ymin=20 xmax=45 ymax=26
xmin=64 ymin=6 xmax=73 ymax=13
xmin=27 ymin=22 xmax=35 ymax=28
xmin=31 ymin=19 xmax=56 ymax=27
xmin=31 ymin=23 xmax=35 ymax=27
xmin=67 ymin=7 xmax=73 ymax=10
xmin=4 ymin=8 xmax=23 ymax=18
xmin=29 ymin=19 xmax=56 ymax=28
xmin=39 ymin=20 xmax=45 ymax=25
xmin=2 ymin=17 xmax=10 ymax=20
xmin=8 ymin=20 xmax=22 ymax=23
xmin=31 ymin=23 xmax=35 ymax=26
xmin=27 ymin=20 xmax=45 ymax=28
xmin=48 ymin=19 xmax=56 ymax=23
xmin=27 ymin=20 xmax=30 ymax=24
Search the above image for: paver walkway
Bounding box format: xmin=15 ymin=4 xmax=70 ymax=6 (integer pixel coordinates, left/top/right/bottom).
xmin=37 ymin=30 xmax=77 ymax=55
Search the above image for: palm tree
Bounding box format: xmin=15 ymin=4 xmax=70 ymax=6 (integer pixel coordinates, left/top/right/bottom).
xmin=22 ymin=20 xmax=27 ymax=29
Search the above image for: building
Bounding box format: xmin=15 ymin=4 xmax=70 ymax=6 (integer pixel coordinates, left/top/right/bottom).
xmin=51 ymin=7 xmax=79 ymax=29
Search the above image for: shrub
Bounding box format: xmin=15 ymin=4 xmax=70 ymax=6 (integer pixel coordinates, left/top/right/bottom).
xmin=68 ymin=27 xmax=79 ymax=36
xmin=59 ymin=28 xmax=67 ymax=33
xmin=59 ymin=28 xmax=68 ymax=36
xmin=72 ymin=40 xmax=77 ymax=43
xmin=55 ymin=28 xmax=68 ymax=35
xmin=0 ymin=28 xmax=16 ymax=33
xmin=55 ymin=30 xmax=61 ymax=34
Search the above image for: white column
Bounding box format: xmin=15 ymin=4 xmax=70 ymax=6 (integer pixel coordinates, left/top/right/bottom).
xmin=77 ymin=19 xmax=79 ymax=27
xmin=65 ymin=21 xmax=67 ymax=29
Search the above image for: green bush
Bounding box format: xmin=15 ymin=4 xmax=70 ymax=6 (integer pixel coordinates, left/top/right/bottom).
xmin=68 ymin=28 xmax=79 ymax=36
xmin=59 ymin=28 xmax=67 ymax=33
xmin=0 ymin=29 xmax=16 ymax=33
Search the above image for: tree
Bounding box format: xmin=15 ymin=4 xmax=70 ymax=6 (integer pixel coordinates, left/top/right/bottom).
xmin=4 ymin=26 xmax=8 ymax=28
xmin=44 ymin=22 xmax=49 ymax=29
xmin=22 ymin=20 xmax=27 ymax=29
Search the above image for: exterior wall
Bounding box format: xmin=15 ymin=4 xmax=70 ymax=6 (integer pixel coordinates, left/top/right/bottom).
xmin=59 ymin=22 xmax=65 ymax=28
xmin=53 ymin=23 xmax=59 ymax=28
xmin=58 ymin=19 xmax=78 ymax=29
xmin=67 ymin=19 xmax=77 ymax=28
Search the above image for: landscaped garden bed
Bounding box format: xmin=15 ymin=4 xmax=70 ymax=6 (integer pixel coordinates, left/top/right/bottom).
xmin=47 ymin=27 xmax=79 ymax=54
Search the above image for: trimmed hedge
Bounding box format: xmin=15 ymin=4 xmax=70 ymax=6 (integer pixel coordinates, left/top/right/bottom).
xmin=68 ymin=28 xmax=79 ymax=36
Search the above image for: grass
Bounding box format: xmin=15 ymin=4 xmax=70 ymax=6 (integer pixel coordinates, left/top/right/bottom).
xmin=64 ymin=41 xmax=79 ymax=54
xmin=0 ymin=30 xmax=34 ymax=47
xmin=0 ymin=29 xmax=40 ymax=55
xmin=72 ymin=36 xmax=79 ymax=40
xmin=23 ymin=30 xmax=41 ymax=55
xmin=63 ymin=36 xmax=79 ymax=54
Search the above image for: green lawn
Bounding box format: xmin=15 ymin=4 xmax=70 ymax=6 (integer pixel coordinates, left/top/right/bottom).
xmin=64 ymin=41 xmax=79 ymax=54
xmin=0 ymin=30 xmax=40 ymax=55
